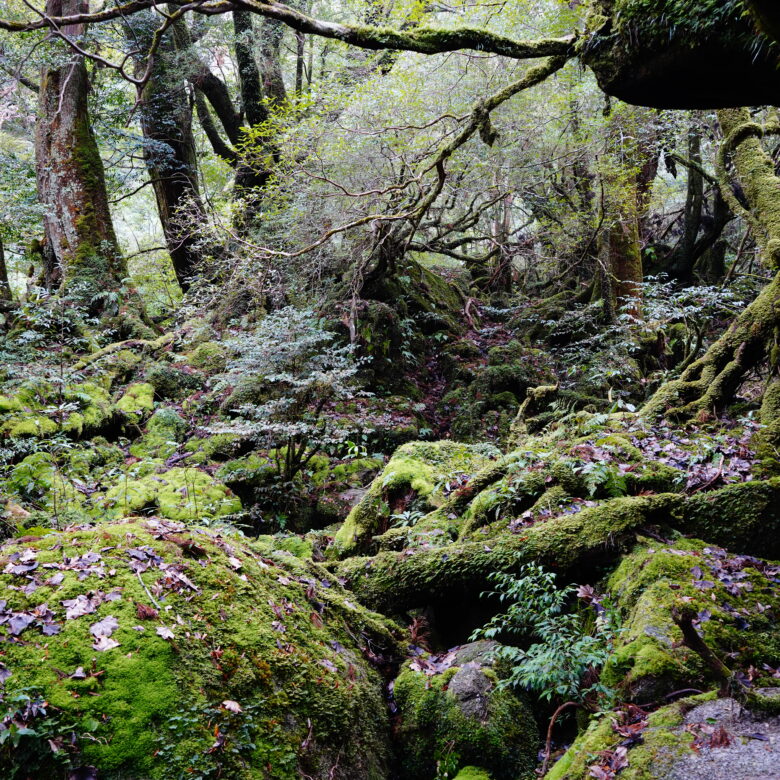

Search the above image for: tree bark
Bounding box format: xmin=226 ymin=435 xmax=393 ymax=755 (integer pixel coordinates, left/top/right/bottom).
xmin=642 ymin=108 xmax=780 ymax=419
xmin=35 ymin=0 xmax=127 ymax=302
xmin=134 ymin=14 xmax=207 ymax=290
xmin=233 ymin=8 xmax=271 ymax=200
xmin=0 ymin=235 xmax=11 ymax=301
xmin=597 ymin=107 xmax=658 ymax=318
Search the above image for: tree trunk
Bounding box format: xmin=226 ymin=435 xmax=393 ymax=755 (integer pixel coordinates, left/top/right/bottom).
xmin=135 ymin=15 xmax=207 ymax=290
xmin=35 ymin=0 xmax=127 ymax=303
xmin=642 ymin=108 xmax=780 ymax=419
xmin=597 ymin=107 xmax=658 ymax=318
xmin=233 ymin=9 xmax=271 ymax=202
xmin=0 ymin=236 xmax=11 ymax=301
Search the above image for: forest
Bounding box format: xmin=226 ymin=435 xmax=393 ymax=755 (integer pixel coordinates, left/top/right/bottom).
xmin=0 ymin=0 xmax=780 ymax=777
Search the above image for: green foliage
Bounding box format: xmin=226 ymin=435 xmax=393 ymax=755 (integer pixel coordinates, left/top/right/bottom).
xmin=472 ymin=562 xmax=619 ymax=704
xmin=212 ymin=307 xmax=370 ymax=482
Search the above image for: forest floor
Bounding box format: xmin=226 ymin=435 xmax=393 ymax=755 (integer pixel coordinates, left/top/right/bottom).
xmin=0 ymin=280 xmax=779 ymax=780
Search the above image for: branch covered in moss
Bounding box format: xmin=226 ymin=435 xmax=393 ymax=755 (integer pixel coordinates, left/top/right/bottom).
xmin=0 ymin=0 xmax=575 ymax=62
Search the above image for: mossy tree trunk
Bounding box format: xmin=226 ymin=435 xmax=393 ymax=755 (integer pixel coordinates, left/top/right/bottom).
xmin=596 ymin=105 xmax=658 ymax=319
xmin=0 ymin=235 xmax=10 ymax=302
xmin=134 ymin=13 xmax=207 ymax=290
xmin=233 ymin=8 xmax=271 ymax=201
xmin=642 ymin=108 xmax=780 ymax=419
xmin=34 ymin=0 xmax=128 ymax=303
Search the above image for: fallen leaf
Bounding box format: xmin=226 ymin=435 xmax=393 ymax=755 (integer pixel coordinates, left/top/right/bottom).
xmin=90 ymin=615 xmax=119 ymax=638
xmin=92 ymin=636 xmax=120 ymax=651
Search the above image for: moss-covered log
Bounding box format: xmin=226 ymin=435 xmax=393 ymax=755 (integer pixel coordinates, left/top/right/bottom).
xmin=335 ymin=476 xmax=780 ymax=614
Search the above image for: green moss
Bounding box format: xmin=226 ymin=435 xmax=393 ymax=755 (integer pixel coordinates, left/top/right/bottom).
xmin=546 ymin=694 xmax=717 ymax=779
xmin=102 ymin=467 xmax=241 ymax=522
xmin=255 ymin=533 xmax=314 ymax=559
xmin=126 ymin=408 xmax=188 ymax=461
xmin=453 ymin=768 xmax=493 ymax=780
xmin=393 ymin=650 xmax=537 ymax=780
xmin=333 ymin=441 xmax=499 ymax=557
xmin=145 ymin=362 xmax=203 ymax=400
xmin=188 ymin=340 xmax=228 ymax=374
xmin=683 ymin=477 xmax=780 ymax=558
xmin=0 ymin=519 xmax=395 ymax=778
xmin=0 ymin=394 xmax=22 ymax=413
xmin=5 ymin=452 xmax=86 ymax=514
xmin=184 ymin=433 xmax=243 ymax=463
xmin=3 ymin=414 xmax=58 ymax=437
xmin=115 ymin=382 xmax=155 ymax=424
xmin=603 ymin=539 xmax=780 ymax=700
xmin=217 ymin=454 xmax=276 ymax=490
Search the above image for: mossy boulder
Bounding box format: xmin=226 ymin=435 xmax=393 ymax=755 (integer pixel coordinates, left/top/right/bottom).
xmin=187 ymin=340 xmax=228 ymax=374
xmin=547 ymin=689 xmax=780 ymax=779
xmin=0 ymin=380 xmax=114 ymax=439
xmin=0 ymin=519 xmax=396 ymax=779
xmin=602 ymin=538 xmax=780 ymax=701
xmin=392 ymin=641 xmax=537 ymax=780
xmin=545 ymin=694 xmax=701 ymax=780
xmin=127 ymin=408 xmax=188 ymax=460
xmin=183 ymin=432 xmax=244 ymax=463
xmin=102 ymin=467 xmax=241 ymax=522
xmin=115 ymin=382 xmax=155 ymax=424
xmin=145 ymin=362 xmax=203 ymax=400
xmin=453 ymin=769 xmax=493 ymax=780
xmin=333 ymin=441 xmax=501 ymax=557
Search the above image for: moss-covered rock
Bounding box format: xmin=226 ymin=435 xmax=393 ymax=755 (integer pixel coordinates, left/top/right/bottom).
xmin=333 ymin=441 xmax=500 ymax=557
xmin=187 ymin=340 xmax=228 ymax=374
xmin=0 ymin=519 xmax=397 ymax=779
xmin=393 ymin=641 xmax=537 ymax=780
xmin=453 ymin=768 xmax=493 ymax=780
xmin=102 ymin=466 xmax=241 ymax=522
xmin=145 ymin=361 xmax=203 ymax=400
xmin=115 ymin=382 xmax=155 ymax=424
xmin=545 ymin=694 xmax=701 ymax=780
xmin=603 ymin=539 xmax=780 ymax=701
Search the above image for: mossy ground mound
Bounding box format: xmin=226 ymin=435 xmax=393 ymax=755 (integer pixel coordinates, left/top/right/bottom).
xmin=0 ymin=518 xmax=397 ymax=779
xmin=333 ymin=440 xmax=501 ymax=557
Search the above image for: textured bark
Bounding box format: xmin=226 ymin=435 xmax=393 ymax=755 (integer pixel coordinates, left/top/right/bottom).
xmin=134 ymin=14 xmax=207 ymax=289
xmin=597 ymin=108 xmax=658 ymax=317
xmin=259 ymin=16 xmax=287 ymax=105
xmin=233 ymin=8 xmax=271 ymax=197
xmin=35 ymin=0 xmax=126 ymax=299
xmin=0 ymin=236 xmax=10 ymax=301
xmin=642 ymin=108 xmax=780 ymax=418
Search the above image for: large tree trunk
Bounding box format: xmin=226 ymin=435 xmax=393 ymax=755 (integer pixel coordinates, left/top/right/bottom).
xmin=642 ymin=108 xmax=780 ymax=419
xmin=233 ymin=8 xmax=270 ymax=200
xmin=596 ymin=107 xmax=658 ymax=318
xmin=35 ymin=0 xmax=127 ymax=303
xmin=135 ymin=15 xmax=207 ymax=290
